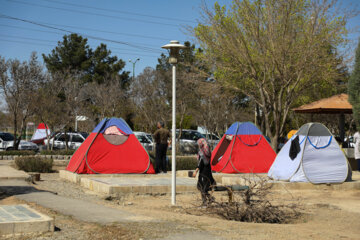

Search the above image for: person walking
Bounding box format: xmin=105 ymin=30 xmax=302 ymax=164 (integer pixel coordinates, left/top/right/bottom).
xmin=193 ymin=138 xmax=216 ymax=205
xmin=354 ymin=129 xmax=360 ymax=171
xmin=153 ymin=121 xmax=171 ymax=174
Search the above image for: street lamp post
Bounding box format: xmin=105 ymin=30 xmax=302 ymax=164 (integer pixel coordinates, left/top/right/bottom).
xmin=129 ymin=58 xmax=140 ymax=81
xmin=161 ymin=40 xmax=186 ymax=205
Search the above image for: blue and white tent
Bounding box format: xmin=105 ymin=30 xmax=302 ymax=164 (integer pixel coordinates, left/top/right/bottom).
xmin=268 ymin=122 xmax=351 ymax=184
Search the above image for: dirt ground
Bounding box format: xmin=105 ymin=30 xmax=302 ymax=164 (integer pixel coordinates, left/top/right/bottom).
xmin=1 ymin=172 xmax=360 ymax=240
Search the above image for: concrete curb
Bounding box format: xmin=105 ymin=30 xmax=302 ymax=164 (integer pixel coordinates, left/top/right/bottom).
xmin=0 ymin=204 xmax=54 ymax=236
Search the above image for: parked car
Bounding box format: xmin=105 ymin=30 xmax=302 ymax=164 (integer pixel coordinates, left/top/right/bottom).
xmin=134 ymin=132 xmax=154 ymax=152
xmin=43 ymin=132 xmax=89 ymax=150
xmin=343 ymin=136 xmax=355 ymax=148
xmin=176 ymin=129 xmax=206 ymax=154
xmin=0 ymin=132 xmax=39 ymax=151
xmin=203 ymin=133 xmax=220 ymax=149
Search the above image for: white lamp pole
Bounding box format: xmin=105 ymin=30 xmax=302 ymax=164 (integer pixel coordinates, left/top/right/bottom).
xmin=161 ymin=40 xmax=186 ymax=205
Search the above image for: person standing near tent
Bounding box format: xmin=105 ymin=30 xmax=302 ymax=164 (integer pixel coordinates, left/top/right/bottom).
xmin=354 ymin=129 xmax=360 ymax=171
xmin=153 ymin=121 xmax=171 ymax=174
xmin=193 ymin=138 xmax=216 ymax=204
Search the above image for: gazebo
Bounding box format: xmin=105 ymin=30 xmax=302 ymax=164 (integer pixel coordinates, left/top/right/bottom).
xmin=293 ymin=93 xmax=353 ymax=143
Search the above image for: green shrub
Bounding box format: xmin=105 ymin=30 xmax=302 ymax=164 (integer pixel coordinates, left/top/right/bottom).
xmin=167 ymin=156 xmax=198 ymax=171
xmin=15 ymin=156 xmax=53 ymax=173
xmin=39 ymin=149 xmax=75 ymax=155
xmin=0 ymin=150 xmax=36 ymax=156
xmin=148 ymin=153 xmax=197 ymax=171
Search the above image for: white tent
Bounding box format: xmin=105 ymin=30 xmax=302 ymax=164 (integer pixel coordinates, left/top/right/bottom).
xmin=31 ymin=123 xmax=51 ymax=144
xmin=268 ymin=123 xmax=351 ymax=184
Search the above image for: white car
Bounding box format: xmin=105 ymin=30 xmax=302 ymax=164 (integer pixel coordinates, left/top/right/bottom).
xmin=44 ymin=132 xmax=89 ymax=150
xmin=134 ymin=132 xmax=154 ymax=152
xmin=176 ymin=129 xmax=206 ymax=154
xmin=0 ymin=132 xmax=39 ymax=151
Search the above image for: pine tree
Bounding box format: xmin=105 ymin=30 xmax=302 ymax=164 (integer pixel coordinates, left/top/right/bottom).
xmin=348 ymin=39 xmax=360 ymax=130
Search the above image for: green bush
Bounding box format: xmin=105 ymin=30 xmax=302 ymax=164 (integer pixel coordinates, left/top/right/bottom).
xmin=0 ymin=150 xmax=36 ymax=156
xmin=39 ymin=149 xmax=75 ymax=155
xmin=148 ymin=153 xmax=197 ymax=171
xmin=167 ymin=156 xmax=198 ymax=171
xmin=15 ymin=156 xmax=53 ymax=173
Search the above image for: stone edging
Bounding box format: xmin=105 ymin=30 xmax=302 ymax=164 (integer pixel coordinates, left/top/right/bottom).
xmin=0 ymin=155 xmax=72 ymax=160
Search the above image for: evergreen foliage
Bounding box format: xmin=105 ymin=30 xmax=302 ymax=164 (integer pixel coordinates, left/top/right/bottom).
xmin=348 ymin=39 xmax=360 ymax=130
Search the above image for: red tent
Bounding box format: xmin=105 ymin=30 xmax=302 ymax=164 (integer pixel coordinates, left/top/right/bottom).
xmin=66 ymin=118 xmax=155 ymax=174
xmin=211 ymin=122 xmax=276 ymax=173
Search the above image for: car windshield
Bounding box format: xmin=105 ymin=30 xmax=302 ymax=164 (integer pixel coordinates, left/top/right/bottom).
xmin=194 ymin=132 xmax=205 ymax=139
xmin=80 ymin=132 xmax=89 ymax=139
xmin=0 ymin=133 xmax=15 ymax=141
xmin=208 ymin=134 xmax=219 ymax=140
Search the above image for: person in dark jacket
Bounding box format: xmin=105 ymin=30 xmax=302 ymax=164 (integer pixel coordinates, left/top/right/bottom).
xmin=153 ymin=121 xmax=171 ymax=174
xmin=192 ymin=138 xmax=216 ymax=204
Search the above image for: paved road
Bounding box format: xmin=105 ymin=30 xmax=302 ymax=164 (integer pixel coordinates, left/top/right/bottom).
xmin=0 ymin=179 xmax=152 ymax=224
xmin=0 ymin=165 xmax=28 ymax=180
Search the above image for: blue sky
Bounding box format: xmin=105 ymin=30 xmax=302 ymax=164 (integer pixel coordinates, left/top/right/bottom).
xmin=0 ymin=0 xmax=359 ymax=76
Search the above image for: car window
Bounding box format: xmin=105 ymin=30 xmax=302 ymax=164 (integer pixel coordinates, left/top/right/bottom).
xmin=146 ymin=134 xmax=153 ymax=141
xmin=80 ymin=132 xmax=89 ymax=139
xmin=0 ymin=133 xmax=15 ymax=141
xmin=182 ymin=132 xmax=193 ymax=140
xmin=209 ymin=134 xmax=219 ymax=140
xmin=56 ymin=134 xmax=70 ymax=141
xmin=55 ymin=134 xmax=64 ymax=141
xmin=72 ymin=135 xmax=84 ymax=143
xmin=137 ymin=135 xmax=150 ymax=144
xmin=193 ymin=132 xmax=205 ymax=140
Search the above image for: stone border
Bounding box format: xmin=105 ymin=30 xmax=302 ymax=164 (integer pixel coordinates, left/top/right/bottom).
xmin=0 ymin=155 xmax=72 ymax=160
xmin=59 ymin=170 xmax=197 ymax=195
xmin=0 ymin=204 xmax=54 ymax=236
xmin=221 ymin=176 xmax=360 ymax=190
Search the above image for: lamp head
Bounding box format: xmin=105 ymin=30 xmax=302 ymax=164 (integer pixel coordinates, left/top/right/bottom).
xmin=161 ymin=40 xmax=186 ymax=65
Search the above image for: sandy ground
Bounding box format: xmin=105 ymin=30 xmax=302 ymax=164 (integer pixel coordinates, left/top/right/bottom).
xmin=1 ymin=172 xmax=360 ymax=240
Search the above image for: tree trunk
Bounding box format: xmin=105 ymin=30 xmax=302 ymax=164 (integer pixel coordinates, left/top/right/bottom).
xmin=13 ymin=113 xmax=18 ymax=150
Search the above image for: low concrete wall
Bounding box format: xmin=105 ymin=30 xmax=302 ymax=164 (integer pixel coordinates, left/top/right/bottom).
xmin=221 ymin=176 xmax=360 ymax=190
xmin=0 ymin=155 xmax=72 ymax=160
xmin=0 ymin=205 xmax=54 ymax=236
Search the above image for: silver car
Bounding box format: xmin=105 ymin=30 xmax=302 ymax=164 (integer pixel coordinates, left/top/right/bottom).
xmin=0 ymin=132 xmax=39 ymax=151
xmin=134 ymin=132 xmax=154 ymax=152
xmin=176 ymin=130 xmax=206 ymax=154
xmin=44 ymin=132 xmax=89 ymax=150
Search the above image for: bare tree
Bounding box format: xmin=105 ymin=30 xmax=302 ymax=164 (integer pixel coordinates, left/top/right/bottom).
xmin=130 ymin=67 xmax=171 ymax=132
xmin=0 ymin=53 xmax=45 ymax=149
xmin=82 ymin=73 xmax=128 ymax=121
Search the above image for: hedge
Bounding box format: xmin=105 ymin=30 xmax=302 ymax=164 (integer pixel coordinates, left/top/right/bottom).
xmin=0 ymin=150 xmax=36 ymax=156
xmin=167 ymin=156 xmax=198 ymax=170
xmin=148 ymin=153 xmax=198 ymax=171
xmin=15 ymin=156 xmax=53 ymax=173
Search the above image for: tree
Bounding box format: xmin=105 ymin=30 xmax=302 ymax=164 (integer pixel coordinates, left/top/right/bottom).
xmin=43 ymin=34 xmax=92 ymax=75
xmin=32 ymin=80 xmax=67 ymax=150
xmin=131 ymin=67 xmax=170 ymax=132
xmin=43 ymin=34 xmax=129 ymax=85
xmin=194 ymin=0 xmax=351 ymax=150
xmin=349 ymin=39 xmax=360 ymax=130
xmin=82 ymin=73 xmax=129 ymax=121
xmin=0 ymin=53 xmax=45 ymax=149
xmin=156 ymin=41 xmax=208 ymax=134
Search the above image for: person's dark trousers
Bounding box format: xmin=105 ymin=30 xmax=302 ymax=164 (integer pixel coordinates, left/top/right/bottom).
xmin=357 ymin=159 xmax=360 ymax=171
xmin=155 ymin=143 xmax=168 ymax=173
